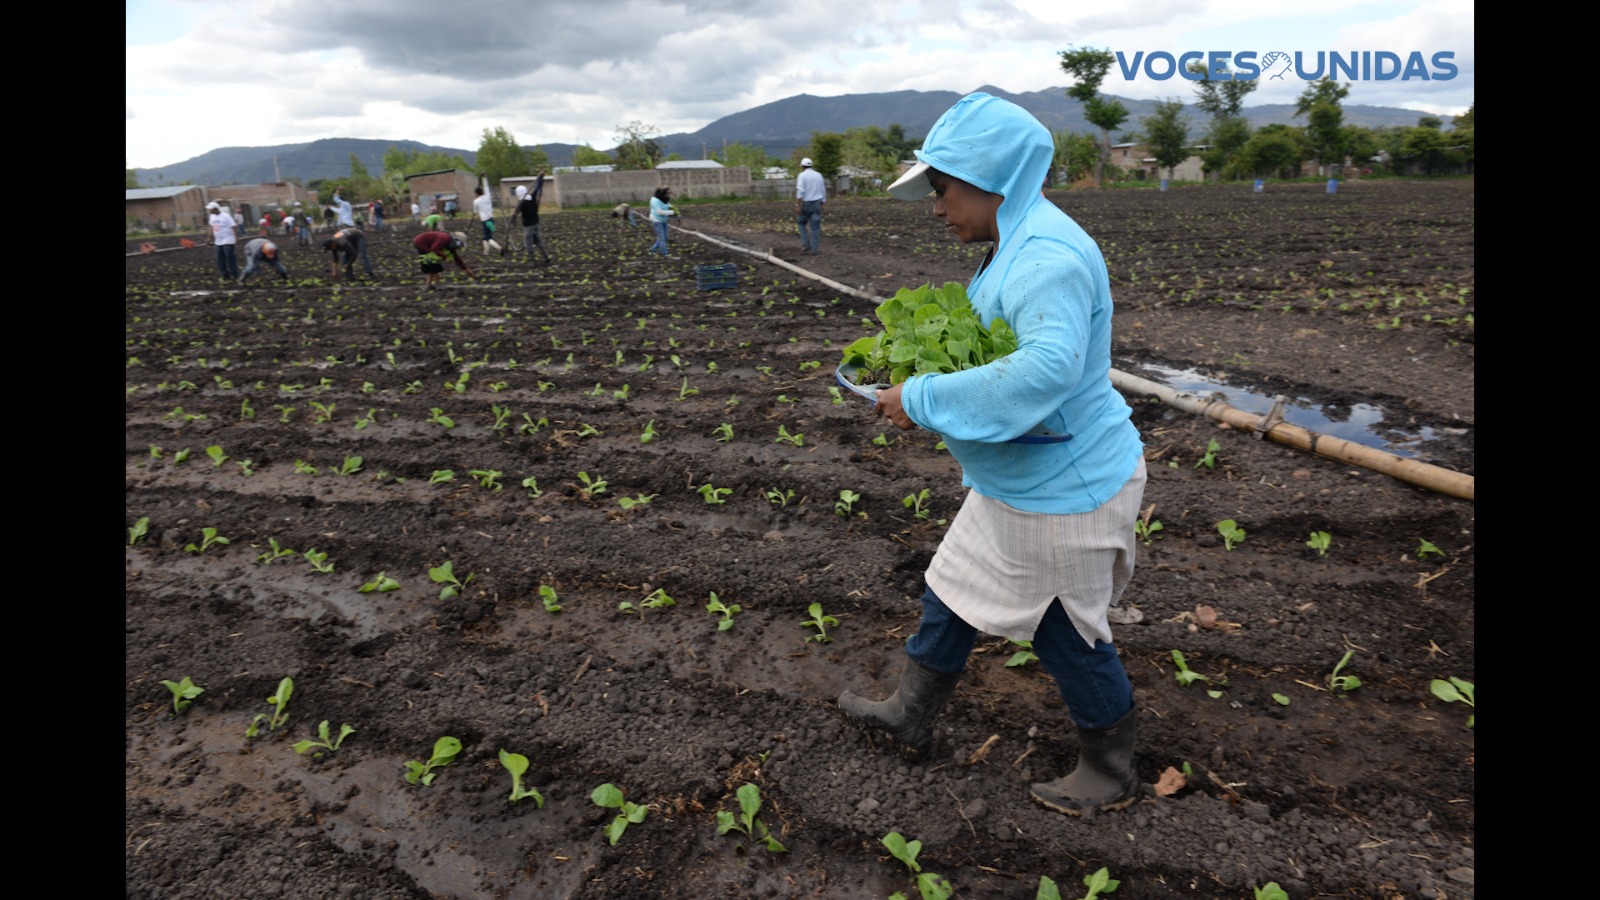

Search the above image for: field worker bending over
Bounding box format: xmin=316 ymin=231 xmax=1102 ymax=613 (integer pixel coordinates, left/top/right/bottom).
xmin=838 ymin=93 xmax=1149 ymax=818
xmin=239 ymin=238 xmax=288 ymax=283
xmin=413 ymin=230 xmax=473 ymax=288
xmin=322 ymin=228 xmax=375 ymax=281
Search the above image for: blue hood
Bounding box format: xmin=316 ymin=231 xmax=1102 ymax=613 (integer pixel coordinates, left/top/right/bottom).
xmin=911 ymin=92 xmax=1054 ymax=239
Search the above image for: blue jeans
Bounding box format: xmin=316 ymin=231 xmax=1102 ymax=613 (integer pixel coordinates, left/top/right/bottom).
xmin=796 ymin=201 xmax=822 ymax=252
xmin=649 ymin=220 xmax=669 ymax=255
xmin=241 ymin=254 xmax=287 ymax=281
xmin=215 ymin=244 xmax=239 ymax=279
xmin=905 ymin=585 xmax=1133 ymax=730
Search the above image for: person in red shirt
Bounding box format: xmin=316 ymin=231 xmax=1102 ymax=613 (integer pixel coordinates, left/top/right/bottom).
xmin=413 ymin=230 xmax=473 ymax=288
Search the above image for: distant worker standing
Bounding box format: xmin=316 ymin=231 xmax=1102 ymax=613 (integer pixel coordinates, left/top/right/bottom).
xmin=239 ymin=238 xmax=289 ymax=284
xmin=207 ymin=201 xmax=240 ymax=281
xmin=516 ymin=174 xmax=552 ymax=265
xmin=473 ymin=186 xmax=504 ymax=256
xmin=796 ymin=157 xmax=826 ymax=256
xmin=647 ymin=186 xmax=677 ymax=257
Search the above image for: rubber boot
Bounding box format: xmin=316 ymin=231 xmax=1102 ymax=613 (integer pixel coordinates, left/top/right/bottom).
xmin=1030 ymin=707 xmax=1140 ymax=815
xmin=837 ymin=657 xmax=960 ymax=762
xmin=482 ymin=240 xmax=491 ymax=255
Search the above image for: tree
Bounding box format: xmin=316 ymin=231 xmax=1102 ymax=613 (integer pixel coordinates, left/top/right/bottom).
xmin=476 ymin=126 xmax=533 ymax=185
xmin=714 ymin=142 xmax=776 ymax=171
xmin=806 ymin=132 xmax=844 ymax=181
xmin=1238 ymin=124 xmax=1308 ymax=179
xmin=1451 ymin=104 xmax=1474 ymax=172
xmin=1051 ymin=130 xmax=1098 ymax=185
xmin=1187 ymin=61 xmax=1257 ymax=180
xmin=1141 ymin=100 xmax=1191 ymax=181
xmin=613 ymin=121 xmax=663 ymax=171
xmin=572 ymin=145 xmax=612 ymax=167
xmin=1294 ymin=79 xmax=1352 ymax=175
xmin=126 ymin=166 xmax=140 ymax=189
xmin=348 ymin=153 xmax=369 ymax=179
xmin=1059 ymin=46 xmax=1130 ymax=187
xmin=381 ymin=145 xmax=472 ymax=198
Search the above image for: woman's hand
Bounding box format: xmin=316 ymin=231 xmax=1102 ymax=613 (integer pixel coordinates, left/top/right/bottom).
xmin=873 ymin=382 xmax=915 ymax=430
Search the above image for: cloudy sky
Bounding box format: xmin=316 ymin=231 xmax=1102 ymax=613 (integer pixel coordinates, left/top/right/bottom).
xmin=125 ymin=0 xmax=1474 ymax=168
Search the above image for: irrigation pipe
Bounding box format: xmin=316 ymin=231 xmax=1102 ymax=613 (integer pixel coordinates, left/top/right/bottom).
xmin=678 ymin=224 xmax=1475 ymax=501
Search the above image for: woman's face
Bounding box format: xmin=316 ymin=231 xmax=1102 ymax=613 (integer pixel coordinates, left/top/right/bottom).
xmin=929 ymin=170 xmax=1002 ymax=244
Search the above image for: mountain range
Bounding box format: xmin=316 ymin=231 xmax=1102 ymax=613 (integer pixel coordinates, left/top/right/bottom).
xmin=131 ymin=84 xmax=1446 ymax=187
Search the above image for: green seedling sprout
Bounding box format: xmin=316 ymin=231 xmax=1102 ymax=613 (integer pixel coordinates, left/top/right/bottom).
xmin=712 ymin=423 xmax=734 ymax=442
xmin=1326 ymin=649 xmax=1362 ymax=693
xmin=335 ymin=455 xmax=364 ymax=477
xmin=706 ymin=592 xmax=741 ymax=631
xmin=765 ymin=487 xmax=796 ymax=508
xmin=428 ymin=469 xmax=455 ymax=485
xmin=1253 ymin=883 xmax=1289 ymax=900
xmin=246 ymin=677 xmax=293 ymax=738
xmin=1216 ymin=518 xmax=1246 ymax=551
xmin=1004 ymin=640 xmax=1039 ymax=668
xmin=1305 ymin=531 xmax=1332 ymax=557
xmin=640 ymin=420 xmax=658 ymax=443
xmin=129 ymin=517 xmax=151 ymax=547
xmin=576 ymin=423 xmax=602 ymax=437
xmin=617 ymin=494 xmax=657 ymax=509
xmin=1135 ymin=504 xmax=1163 ymax=545
xmin=576 ymin=471 xmax=608 ymax=500
xmin=1080 ymin=867 xmax=1121 ymax=899
xmin=497 ymin=749 xmax=546 ymax=806
xmin=677 ymin=377 xmax=699 ymax=400
xmin=185 ymin=527 xmax=230 ymax=554
xmin=206 ymin=445 xmax=229 ymax=468
xmin=835 ymin=489 xmax=861 ymax=517
xmin=428 ymin=408 xmax=455 ymax=428
xmin=1170 ymin=650 xmax=1211 ymax=687
xmin=1416 ymin=539 xmax=1443 ymax=560
xmin=404 ymin=736 xmax=462 ymax=785
xmin=774 ymin=425 xmax=805 ymax=446
xmin=256 ymin=538 xmax=296 ymax=564
xmin=518 ymin=414 xmax=549 ymax=435
xmin=294 ymin=460 xmax=319 ymax=475
xmin=902 ymin=488 xmax=933 ymax=519
xmin=715 ymin=783 xmax=786 ymax=853
xmin=1430 ymin=676 xmax=1474 ymax=727
xmin=160 ymin=676 xmax=203 ymax=715
xmin=698 ymin=483 xmax=733 ymax=505
xmin=801 ymin=602 xmax=839 ymax=642
xmin=468 ymin=468 xmax=503 ymax=491
xmin=172 ymin=448 xmax=192 ymax=464
xmin=1194 ymin=438 xmax=1221 ymax=469
xmin=881 ymin=832 xmax=953 ymax=900
xmin=539 ymin=584 xmax=561 ymax=612
xmin=872 ymin=433 xmax=891 ymax=447
xmin=429 ymin=562 xmax=475 ymax=600
xmin=488 ymin=405 xmax=512 ymax=431
xmin=521 ymin=476 xmax=544 ymax=498
xmin=294 ymin=721 xmax=356 ymax=757
xmin=304 ymin=548 xmax=334 ymax=574
xmin=1272 ymin=693 xmax=1291 ymax=706
xmin=592 ymin=783 xmax=649 ymax=845
xmin=358 ymin=572 xmax=401 ymax=593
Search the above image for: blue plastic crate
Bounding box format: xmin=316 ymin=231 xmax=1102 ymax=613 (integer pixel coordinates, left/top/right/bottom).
xmin=695 ymin=263 xmax=738 ymax=291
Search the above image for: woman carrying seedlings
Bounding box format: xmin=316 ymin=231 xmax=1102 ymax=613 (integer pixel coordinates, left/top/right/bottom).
xmin=838 ymin=93 xmax=1148 ymax=817
xmin=647 ymin=186 xmax=676 ymax=257
xmin=412 ymin=230 xmax=473 ymax=288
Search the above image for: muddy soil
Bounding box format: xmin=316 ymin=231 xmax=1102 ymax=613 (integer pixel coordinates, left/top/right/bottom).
xmin=126 ymin=179 xmax=1475 ymax=899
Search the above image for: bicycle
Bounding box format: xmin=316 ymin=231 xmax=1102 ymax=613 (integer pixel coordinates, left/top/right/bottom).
xmin=498 ymin=212 xmax=525 ymax=252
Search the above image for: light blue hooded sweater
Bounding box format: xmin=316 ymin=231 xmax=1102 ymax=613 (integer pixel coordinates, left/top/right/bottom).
xmin=898 ymin=93 xmax=1142 ymax=514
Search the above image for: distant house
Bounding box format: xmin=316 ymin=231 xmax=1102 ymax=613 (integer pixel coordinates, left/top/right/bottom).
xmin=1108 ymin=143 xmax=1207 ymax=182
xmin=498 ymin=175 xmax=540 ymax=208
xmin=126 ymin=185 xmax=209 ymax=231
xmin=405 ymin=169 xmax=480 ymax=215
xmin=759 ymin=167 xmax=789 ymax=180
xmin=210 ymin=182 xmax=312 ymax=211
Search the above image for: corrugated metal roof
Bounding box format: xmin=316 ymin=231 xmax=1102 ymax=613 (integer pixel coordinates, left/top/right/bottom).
xmin=126 ymin=186 xmax=205 ymax=200
xmin=656 ymin=160 xmax=724 ymax=169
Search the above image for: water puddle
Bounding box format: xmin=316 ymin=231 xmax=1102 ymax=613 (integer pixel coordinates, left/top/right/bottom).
xmin=1123 ymin=361 xmax=1459 ymax=458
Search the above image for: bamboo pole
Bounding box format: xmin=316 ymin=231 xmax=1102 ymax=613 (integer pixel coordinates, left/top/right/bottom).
xmin=675 ymin=225 xmax=1476 ymax=501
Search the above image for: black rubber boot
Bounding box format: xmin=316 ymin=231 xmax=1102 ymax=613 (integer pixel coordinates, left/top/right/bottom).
xmin=837 ymin=658 xmax=960 ymax=762
xmin=1030 ymin=707 xmax=1140 ymax=815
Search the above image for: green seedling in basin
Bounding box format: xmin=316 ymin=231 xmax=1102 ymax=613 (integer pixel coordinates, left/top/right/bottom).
xmin=1004 ymin=640 xmax=1038 ymax=668
xmin=304 ymin=548 xmax=334 ymax=574
xmin=716 ymin=783 xmax=786 ymax=853
xmin=592 ymin=783 xmax=649 ymax=845
xmin=185 ymin=527 xmax=230 ymax=554
xmin=429 ymin=562 xmax=474 ymax=600
xmin=246 ymin=677 xmax=293 ymax=738
xmin=358 ymin=572 xmax=401 ymax=593
xmin=538 ymin=584 xmax=561 ymax=612
xmin=801 ymin=602 xmax=839 ymax=643
xmin=1170 ymin=650 xmax=1211 ymax=687
xmin=405 ymin=736 xmax=462 ymax=785
xmin=129 ymin=517 xmax=151 ymax=547
xmin=1326 ymin=649 xmax=1362 ymax=693
xmin=206 ymin=445 xmax=228 ymax=468
xmin=1253 ymin=883 xmax=1289 ymax=900
xmin=1305 ymin=531 xmax=1332 ymax=557
xmin=1416 ymin=539 xmax=1443 ymax=560
xmin=698 ymin=483 xmax=733 ymax=505
xmin=1430 ymin=676 xmax=1474 ymax=728
xmin=1216 ymin=518 xmax=1246 ymax=551
xmin=256 ymin=538 xmax=296 ymax=564
xmin=160 ymin=676 xmax=203 ymax=715
xmin=835 ymin=490 xmax=861 ymax=517
xmin=1195 ymin=438 xmax=1221 ymax=470
xmin=497 ymin=750 xmax=546 ymax=806
xmin=294 ymin=721 xmax=356 ymax=757
xmin=706 ymin=592 xmax=741 ymax=631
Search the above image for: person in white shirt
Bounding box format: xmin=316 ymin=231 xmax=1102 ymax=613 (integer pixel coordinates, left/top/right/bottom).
xmin=207 ymin=201 xmax=240 ymax=281
xmin=795 ymin=157 xmax=826 ymax=255
xmin=329 ymin=189 xmax=373 ymax=274
xmin=473 ymin=186 xmax=504 ymax=256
